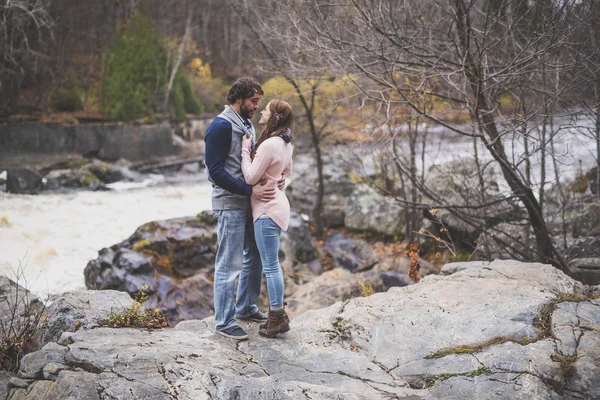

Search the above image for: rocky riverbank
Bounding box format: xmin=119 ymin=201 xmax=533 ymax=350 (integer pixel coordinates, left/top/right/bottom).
xmin=3 ymin=260 xmax=599 ymax=399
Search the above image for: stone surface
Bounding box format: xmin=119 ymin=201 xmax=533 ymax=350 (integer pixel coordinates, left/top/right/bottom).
xmin=345 ymin=183 xmax=405 ymax=236
xmin=278 ymin=211 xmax=322 ymax=296
xmin=566 ymin=236 xmax=600 ymax=284
xmin=10 ymin=260 xmax=599 ymax=399
xmin=38 ymin=290 xmax=134 ymax=345
xmin=83 ymin=214 xmax=219 ymax=324
xmin=6 ymin=168 xmax=43 ymax=194
xmin=83 ymin=211 xmax=321 ymax=325
xmin=0 ymin=371 xmax=12 ymax=400
xmin=568 ymin=201 xmax=600 ymax=237
xmin=285 ymin=267 xmax=409 ymax=318
xmin=324 ymin=231 xmax=379 ymax=272
xmin=425 ymin=157 xmax=520 ymax=252
xmin=287 ymin=152 xmax=356 ymax=227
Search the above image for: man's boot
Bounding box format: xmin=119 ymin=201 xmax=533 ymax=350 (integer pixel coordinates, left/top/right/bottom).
xmin=259 ymin=309 xmax=290 ymax=338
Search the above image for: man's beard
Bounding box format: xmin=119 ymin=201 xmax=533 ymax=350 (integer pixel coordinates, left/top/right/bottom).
xmin=240 ymin=102 xmax=254 ymax=119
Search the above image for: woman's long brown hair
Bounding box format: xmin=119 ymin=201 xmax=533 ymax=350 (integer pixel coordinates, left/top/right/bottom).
xmin=251 ymin=99 xmax=294 ymax=159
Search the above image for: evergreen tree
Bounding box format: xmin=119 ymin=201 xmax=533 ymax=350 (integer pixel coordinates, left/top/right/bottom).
xmin=100 ymin=11 xmax=167 ymax=121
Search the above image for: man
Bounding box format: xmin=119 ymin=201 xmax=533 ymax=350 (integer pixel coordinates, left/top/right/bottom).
xmin=204 ymin=77 xmax=281 ymax=340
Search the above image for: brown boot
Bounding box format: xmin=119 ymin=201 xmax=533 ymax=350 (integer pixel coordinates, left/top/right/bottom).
xmin=260 ymin=303 xmax=289 ymax=329
xmin=259 ymin=309 xmax=290 ymax=338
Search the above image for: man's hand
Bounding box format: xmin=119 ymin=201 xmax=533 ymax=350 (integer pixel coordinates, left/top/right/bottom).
xmin=277 ymin=174 xmax=286 ymax=191
xmin=252 ymin=178 xmax=276 ymax=202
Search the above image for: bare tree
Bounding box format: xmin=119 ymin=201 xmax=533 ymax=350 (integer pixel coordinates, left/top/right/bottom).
xmin=258 ymin=0 xmax=599 ymax=273
xmin=163 ymin=4 xmax=193 ymax=112
xmin=0 ymin=0 xmax=53 ymax=111
xmin=229 ymin=0 xmax=351 ymax=236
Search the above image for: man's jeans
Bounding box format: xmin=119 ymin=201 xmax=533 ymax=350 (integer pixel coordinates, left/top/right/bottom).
xmin=254 ymin=217 xmax=284 ymax=309
xmin=213 ymin=209 xmax=262 ymax=331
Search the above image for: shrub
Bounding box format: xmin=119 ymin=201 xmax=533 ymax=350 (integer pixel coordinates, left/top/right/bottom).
xmin=102 ymin=286 xmax=167 ymax=329
xmin=0 ymin=262 xmax=47 ymax=372
xmin=52 ymin=69 xmax=84 ymax=112
xmin=52 ymin=87 xmax=83 ymax=112
xmin=168 ymin=72 xmax=203 ymax=121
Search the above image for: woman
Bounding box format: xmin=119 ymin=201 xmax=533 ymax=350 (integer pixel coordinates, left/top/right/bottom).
xmin=241 ymin=99 xmax=294 ymax=338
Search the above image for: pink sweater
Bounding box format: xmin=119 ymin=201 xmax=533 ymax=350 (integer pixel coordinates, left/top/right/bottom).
xmin=241 ymin=136 xmax=293 ymax=231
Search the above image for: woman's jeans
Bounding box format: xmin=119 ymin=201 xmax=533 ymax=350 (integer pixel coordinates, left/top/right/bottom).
xmin=254 ymin=217 xmax=284 ymax=309
xmin=213 ymin=209 xmax=263 ymax=331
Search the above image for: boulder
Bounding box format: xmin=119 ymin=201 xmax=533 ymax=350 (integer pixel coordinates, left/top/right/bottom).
xmin=6 ymin=168 xmax=43 ymax=194
xmin=566 ymin=236 xmax=600 ymax=284
xmin=287 ymin=152 xmax=355 ymax=227
xmin=285 ymin=267 xmax=410 ymax=317
xmin=424 ymin=157 xmax=520 ymax=252
xmin=345 ymin=183 xmax=405 ymax=236
xmin=473 ymin=221 xmax=535 ymax=261
xmin=41 ymin=159 xmax=126 ymax=191
xmin=8 ymin=260 xmax=600 ymax=399
xmin=44 ymin=168 xmax=105 ymax=191
xmin=568 ymin=200 xmax=600 ymax=237
xmin=278 ymin=211 xmax=322 ymax=295
xmin=84 ymin=213 xmax=219 ymax=324
xmin=84 ymin=211 xmax=321 ymax=325
xmin=0 ymin=371 xmax=12 ymax=399
xmin=38 ymin=290 xmax=135 ymax=346
xmin=324 ymin=230 xmax=379 ymax=272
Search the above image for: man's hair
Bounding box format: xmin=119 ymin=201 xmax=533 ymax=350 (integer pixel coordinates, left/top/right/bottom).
xmin=226 ymin=77 xmax=264 ymax=104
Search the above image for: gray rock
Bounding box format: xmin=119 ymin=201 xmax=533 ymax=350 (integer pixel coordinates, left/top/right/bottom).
xmin=567 ymin=258 xmax=600 ymax=285
xmin=6 ymin=168 xmax=43 ymax=194
xmin=345 ymin=184 xmax=405 ymax=236
xmin=39 ymin=290 xmax=134 ymax=345
xmin=8 ymin=260 xmax=599 ymax=399
xmin=562 ymin=299 xmax=600 ymax=398
xmin=42 ymin=363 xmax=66 ymax=381
xmin=566 ymin=237 xmax=600 ymax=284
xmin=567 ymin=236 xmax=600 ymax=259
xmin=83 ymin=215 xmax=218 ymax=324
xmin=287 ymin=152 xmax=355 ymax=227
xmin=18 ymin=343 xmax=67 ymax=380
xmin=425 ymin=157 xmax=520 ymax=253
xmin=84 ymin=211 xmax=321 ymax=325
xmin=569 ymin=201 xmax=600 ymax=237
xmin=441 ymin=261 xmax=490 ymax=275
xmin=324 ymin=231 xmax=379 ymax=272
xmin=0 ymin=371 xmax=12 ymax=400
xmin=282 ymin=211 xmax=320 ymax=264
xmin=285 ymin=268 xmax=409 ymax=318
xmin=7 ymin=377 xmax=31 ymax=389
xmin=43 ymin=168 xmax=105 ymax=191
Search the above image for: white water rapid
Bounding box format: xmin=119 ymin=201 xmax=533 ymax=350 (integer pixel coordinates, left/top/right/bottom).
xmin=0 ymin=179 xmax=213 ymax=298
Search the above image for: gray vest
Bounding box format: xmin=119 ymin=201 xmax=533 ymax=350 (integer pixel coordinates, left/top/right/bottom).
xmin=209 ymin=106 xmax=256 ymax=210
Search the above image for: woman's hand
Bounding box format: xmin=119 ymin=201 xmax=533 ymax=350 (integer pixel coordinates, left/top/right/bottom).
xmin=242 ymin=134 xmax=251 ymax=149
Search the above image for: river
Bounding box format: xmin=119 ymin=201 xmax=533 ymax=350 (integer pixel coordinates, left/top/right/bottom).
xmin=0 ymin=175 xmax=213 ymax=298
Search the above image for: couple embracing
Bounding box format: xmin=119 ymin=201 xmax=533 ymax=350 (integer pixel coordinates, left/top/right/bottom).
xmin=204 ymin=77 xmax=294 ymax=340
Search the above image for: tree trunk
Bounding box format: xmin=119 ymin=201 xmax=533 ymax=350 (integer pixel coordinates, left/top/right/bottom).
xmin=453 ymin=0 xmax=567 ymax=273
xmin=596 ymin=79 xmax=600 ymax=197
xmin=163 ymin=10 xmax=193 ymax=112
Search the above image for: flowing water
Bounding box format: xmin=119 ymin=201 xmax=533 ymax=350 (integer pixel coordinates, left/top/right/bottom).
xmin=0 ymin=176 xmax=213 ymax=297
